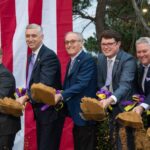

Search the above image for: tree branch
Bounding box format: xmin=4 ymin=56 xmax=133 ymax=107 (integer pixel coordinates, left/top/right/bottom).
xmin=73 ymin=10 xmax=95 ymax=22
xmin=131 ymin=0 xmax=150 ymax=35
xmin=81 ymin=20 xmax=93 ymax=33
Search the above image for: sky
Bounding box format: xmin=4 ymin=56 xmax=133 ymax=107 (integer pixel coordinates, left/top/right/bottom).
xmin=73 ymin=0 xmax=97 ymax=39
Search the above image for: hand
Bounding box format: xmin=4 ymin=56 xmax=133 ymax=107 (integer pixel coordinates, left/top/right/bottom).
xmin=16 ymin=95 xmax=29 ymax=105
xmin=99 ymin=97 xmax=114 ymax=109
xmin=55 ymin=93 xmax=62 ymax=104
xmin=132 ymin=105 xmax=144 ymax=115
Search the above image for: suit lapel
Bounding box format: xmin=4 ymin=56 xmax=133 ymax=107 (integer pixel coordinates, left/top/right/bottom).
xmin=138 ymin=65 xmax=144 ymax=86
xmin=112 ymin=59 xmax=120 ymax=78
xmin=102 ymin=57 xmax=107 ymax=82
xmin=28 ymin=45 xmax=44 ymax=83
xmin=112 ymin=51 xmax=121 ymax=78
xmin=67 ymin=51 xmax=84 ymax=77
xmin=32 ymin=45 xmax=44 ymax=71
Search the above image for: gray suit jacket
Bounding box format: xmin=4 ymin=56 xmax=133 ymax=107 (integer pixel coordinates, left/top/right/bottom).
xmin=97 ymin=50 xmax=137 ymax=108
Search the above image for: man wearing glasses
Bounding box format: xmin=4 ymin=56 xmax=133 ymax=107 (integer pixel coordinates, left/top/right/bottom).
xmin=97 ymin=30 xmax=137 ymax=150
xmin=55 ymin=31 xmax=97 ymax=150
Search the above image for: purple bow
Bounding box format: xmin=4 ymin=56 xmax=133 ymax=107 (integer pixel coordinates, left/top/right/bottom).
xmin=96 ymin=88 xmax=112 ymax=100
xmin=121 ymin=94 xmax=145 ymax=106
xmin=15 ymin=88 xmax=27 ymax=98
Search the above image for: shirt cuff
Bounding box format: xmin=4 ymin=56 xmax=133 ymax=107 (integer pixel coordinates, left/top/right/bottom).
xmin=110 ymin=95 xmax=117 ymax=105
xmin=140 ymin=103 xmax=150 ymax=110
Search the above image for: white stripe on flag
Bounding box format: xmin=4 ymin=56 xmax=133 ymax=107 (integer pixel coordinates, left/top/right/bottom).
xmin=13 ymin=0 xmax=28 ymax=88
xmin=13 ymin=0 xmax=29 ymax=150
xmin=42 ymin=0 xmax=57 ymax=53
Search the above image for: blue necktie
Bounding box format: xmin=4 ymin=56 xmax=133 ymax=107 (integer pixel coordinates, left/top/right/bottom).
xmin=26 ymin=54 xmax=35 ymax=89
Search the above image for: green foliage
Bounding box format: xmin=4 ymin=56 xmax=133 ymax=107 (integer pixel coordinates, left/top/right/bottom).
xmin=96 ymin=119 xmax=111 ymax=150
xmin=84 ymin=34 xmax=99 ymax=53
xmin=73 ymin=0 xmax=150 ymax=54
xmin=103 ymin=0 xmax=150 ymax=55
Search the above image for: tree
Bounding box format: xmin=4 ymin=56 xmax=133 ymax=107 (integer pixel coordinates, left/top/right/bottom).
xmin=73 ymin=0 xmax=150 ymax=54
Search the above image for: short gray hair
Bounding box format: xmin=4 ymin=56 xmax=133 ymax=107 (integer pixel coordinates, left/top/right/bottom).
xmin=136 ymin=37 xmax=150 ymax=46
xmin=65 ymin=31 xmax=84 ymax=42
xmin=26 ymin=23 xmax=43 ymax=34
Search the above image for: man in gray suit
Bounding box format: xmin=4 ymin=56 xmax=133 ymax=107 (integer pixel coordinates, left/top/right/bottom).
xmin=97 ymin=30 xmax=137 ymax=150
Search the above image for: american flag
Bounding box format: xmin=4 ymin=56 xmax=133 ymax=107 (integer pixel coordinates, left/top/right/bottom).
xmin=0 ymin=0 xmax=73 ymax=149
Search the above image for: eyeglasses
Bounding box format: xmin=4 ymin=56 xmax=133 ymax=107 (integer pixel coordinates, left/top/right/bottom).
xmin=101 ymin=42 xmax=117 ymax=47
xmin=64 ymin=40 xmax=81 ymax=45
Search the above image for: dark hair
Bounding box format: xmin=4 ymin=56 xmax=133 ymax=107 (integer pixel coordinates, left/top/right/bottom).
xmin=100 ymin=30 xmax=122 ymax=42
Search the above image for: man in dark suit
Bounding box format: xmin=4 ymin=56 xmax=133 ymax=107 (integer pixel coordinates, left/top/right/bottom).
xmin=0 ymin=48 xmax=20 ymax=149
xmin=25 ymin=24 xmax=64 ymax=150
xmin=55 ymin=32 xmax=97 ymax=150
xmin=97 ymin=30 xmax=137 ymax=150
xmin=133 ymin=37 xmax=150 ymax=126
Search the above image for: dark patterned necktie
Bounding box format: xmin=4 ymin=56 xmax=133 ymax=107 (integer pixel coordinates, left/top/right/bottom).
xmin=142 ymin=66 xmax=149 ymax=92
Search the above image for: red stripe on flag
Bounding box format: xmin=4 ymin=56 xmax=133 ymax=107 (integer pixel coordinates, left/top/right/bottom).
xmin=24 ymin=1 xmax=43 ymax=149
xmin=1 ymin=0 xmax=16 ymax=72
xmin=57 ymin=0 xmax=72 ymax=82
xmin=28 ymin=0 xmax=42 ymax=25
xmin=27 ymin=0 xmax=43 ymax=56
xmin=57 ymin=1 xmax=74 ymax=150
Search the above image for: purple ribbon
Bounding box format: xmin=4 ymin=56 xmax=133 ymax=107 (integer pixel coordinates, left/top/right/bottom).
xmin=121 ymin=94 xmax=145 ymax=106
xmin=96 ymin=88 xmax=112 ymax=100
xmin=121 ymin=100 xmax=134 ymax=106
xmin=15 ymin=88 xmax=27 ymax=97
xmin=41 ymin=90 xmax=61 ymax=111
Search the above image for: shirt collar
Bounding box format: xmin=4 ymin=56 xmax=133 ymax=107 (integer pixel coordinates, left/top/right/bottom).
xmin=143 ymin=64 xmax=150 ymax=68
xmin=71 ymin=50 xmax=82 ymax=61
xmin=107 ymin=55 xmax=117 ymax=62
xmin=32 ymin=44 xmax=43 ymax=56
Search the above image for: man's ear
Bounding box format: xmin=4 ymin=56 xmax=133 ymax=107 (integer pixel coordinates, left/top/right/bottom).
xmin=117 ymin=41 xmax=121 ymax=47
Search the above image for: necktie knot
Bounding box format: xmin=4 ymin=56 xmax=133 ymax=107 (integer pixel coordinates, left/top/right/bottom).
xmin=107 ymin=59 xmax=113 ymax=67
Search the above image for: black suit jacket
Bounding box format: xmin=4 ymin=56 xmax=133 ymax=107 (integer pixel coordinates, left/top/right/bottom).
xmin=0 ymin=64 xmax=20 ymax=135
xmin=27 ymin=45 xmax=62 ymax=124
xmin=138 ymin=65 xmax=150 ymax=105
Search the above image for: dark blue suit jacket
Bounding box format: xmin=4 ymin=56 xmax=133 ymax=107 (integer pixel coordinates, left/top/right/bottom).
xmin=62 ymin=51 xmax=97 ymax=126
xmin=137 ymin=65 xmax=150 ymax=105
xmin=27 ymin=45 xmax=62 ymax=123
xmin=97 ymin=50 xmax=137 ymax=112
